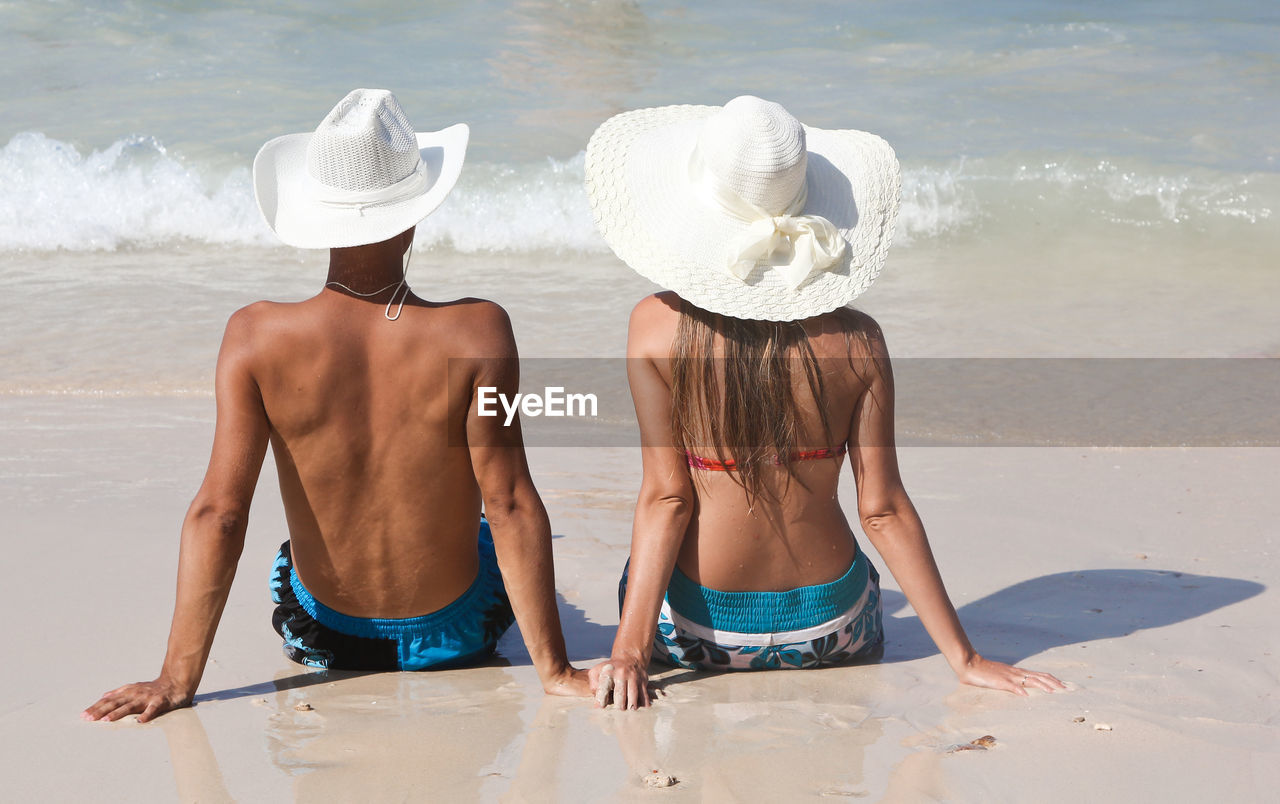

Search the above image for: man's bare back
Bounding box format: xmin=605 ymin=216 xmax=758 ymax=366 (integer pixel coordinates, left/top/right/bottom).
xmin=241 ymin=288 xmax=511 ymax=617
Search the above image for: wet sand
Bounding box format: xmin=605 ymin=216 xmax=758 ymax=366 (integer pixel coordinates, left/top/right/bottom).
xmin=1 ymin=394 xmax=1276 ymax=801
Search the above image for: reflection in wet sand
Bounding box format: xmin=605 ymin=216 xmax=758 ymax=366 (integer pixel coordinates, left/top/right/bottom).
xmin=588 ymin=667 xmax=894 ymax=798
xmin=262 ymin=667 xmax=525 ymax=800
xmin=159 ymin=709 xmax=234 ymax=804
xmin=501 ymin=695 xmax=622 ymax=800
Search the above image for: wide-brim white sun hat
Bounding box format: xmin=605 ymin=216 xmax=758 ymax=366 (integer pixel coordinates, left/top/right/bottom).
xmin=585 ymin=96 xmax=900 ymax=321
xmin=254 ymin=88 xmax=468 ymax=249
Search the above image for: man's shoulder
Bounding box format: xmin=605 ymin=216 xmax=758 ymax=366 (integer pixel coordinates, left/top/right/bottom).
xmin=437 ymin=297 xmax=511 ymax=327
xmin=221 ymin=299 xmax=297 ymax=343
xmin=219 ymin=300 xmax=269 ymax=342
xmin=218 ymin=300 xmax=322 ymax=368
xmin=226 ymin=298 xmax=280 ymax=326
xmin=427 ymin=297 xmax=516 ymax=357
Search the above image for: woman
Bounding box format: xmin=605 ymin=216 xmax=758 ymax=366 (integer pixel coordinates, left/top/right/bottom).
xmin=583 ymin=96 xmax=1065 ymax=709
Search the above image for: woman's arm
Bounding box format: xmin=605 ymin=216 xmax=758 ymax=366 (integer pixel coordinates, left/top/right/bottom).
xmin=595 ymin=297 xmax=694 ymax=709
xmin=849 ymin=319 xmax=1064 ymax=695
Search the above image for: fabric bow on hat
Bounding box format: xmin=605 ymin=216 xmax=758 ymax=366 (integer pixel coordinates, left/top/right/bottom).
xmin=690 ymin=145 xmax=847 ymax=290
xmin=729 ymin=203 xmax=846 ymax=289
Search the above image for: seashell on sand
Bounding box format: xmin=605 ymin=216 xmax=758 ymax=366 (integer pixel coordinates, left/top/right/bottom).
xmin=946 ymin=735 xmax=997 ymax=753
xmin=643 ymin=770 xmax=678 ymax=788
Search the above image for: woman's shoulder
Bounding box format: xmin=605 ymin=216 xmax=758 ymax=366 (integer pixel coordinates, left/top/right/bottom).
xmin=629 ymin=291 xmax=682 ymax=324
xmin=627 ymin=292 xmax=682 ymax=357
xmin=804 ymin=307 xmax=889 ymax=360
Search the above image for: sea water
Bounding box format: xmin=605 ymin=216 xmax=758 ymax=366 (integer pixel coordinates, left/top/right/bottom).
xmin=1 ymin=0 xmax=1277 ymax=399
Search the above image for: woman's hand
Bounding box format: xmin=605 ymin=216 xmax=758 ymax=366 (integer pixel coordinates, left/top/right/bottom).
xmin=956 ymin=655 xmax=1066 ymax=696
xmin=82 ymin=677 xmax=193 ymax=723
xmin=589 ymin=655 xmax=650 ymax=710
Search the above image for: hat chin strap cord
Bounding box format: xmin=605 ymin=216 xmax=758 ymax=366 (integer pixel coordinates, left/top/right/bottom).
xmin=688 ymin=145 xmax=847 ymax=290
xmin=385 ymin=241 xmax=411 ymax=321
xmin=323 ymin=240 xmax=413 ymax=321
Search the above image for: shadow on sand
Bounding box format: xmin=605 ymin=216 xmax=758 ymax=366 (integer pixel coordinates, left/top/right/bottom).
xmin=194 ymin=568 xmax=1257 ymax=703
xmin=192 ymin=669 xmax=374 ymax=705
xmin=877 ymin=568 xmax=1265 ymax=665
xmin=556 ymin=590 xmax=619 ymax=662
xmin=193 ymin=591 xmax=612 ymax=704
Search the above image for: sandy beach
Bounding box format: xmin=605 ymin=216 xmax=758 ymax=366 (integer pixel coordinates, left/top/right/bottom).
xmin=2 ymin=389 xmax=1275 ymax=800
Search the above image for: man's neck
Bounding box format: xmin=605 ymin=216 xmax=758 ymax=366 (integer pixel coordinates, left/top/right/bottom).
xmin=325 ymin=238 xmax=408 ymax=292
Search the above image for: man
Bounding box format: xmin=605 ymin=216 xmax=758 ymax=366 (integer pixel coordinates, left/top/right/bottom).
xmin=83 ymin=89 xmax=588 ymax=723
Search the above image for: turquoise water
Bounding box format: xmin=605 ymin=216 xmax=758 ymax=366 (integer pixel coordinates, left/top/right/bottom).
xmin=2 ymin=0 xmax=1275 ymax=251
xmin=4 ymin=1 xmax=1277 ymax=166
xmin=0 ymin=0 xmax=1277 ymax=391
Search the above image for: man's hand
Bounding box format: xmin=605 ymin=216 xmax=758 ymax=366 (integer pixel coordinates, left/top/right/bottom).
xmin=542 ymin=666 xmax=592 ymax=698
xmin=82 ymin=677 xmax=193 ymax=723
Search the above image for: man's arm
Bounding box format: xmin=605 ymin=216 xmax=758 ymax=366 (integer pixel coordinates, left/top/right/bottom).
xmin=83 ymin=308 xmax=270 ymax=722
xmin=464 ymin=304 xmax=588 ymax=697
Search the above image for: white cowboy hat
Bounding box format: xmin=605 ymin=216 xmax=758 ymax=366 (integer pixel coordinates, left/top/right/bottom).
xmin=584 ymin=95 xmax=900 ymax=321
xmin=253 ymin=88 xmax=468 ymax=249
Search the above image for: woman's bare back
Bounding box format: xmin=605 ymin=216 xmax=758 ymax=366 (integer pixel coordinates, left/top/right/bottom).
xmin=634 ymin=292 xmax=878 ymax=593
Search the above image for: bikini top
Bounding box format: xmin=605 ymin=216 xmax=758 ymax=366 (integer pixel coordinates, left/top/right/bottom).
xmin=684 ymin=443 xmax=848 ymax=472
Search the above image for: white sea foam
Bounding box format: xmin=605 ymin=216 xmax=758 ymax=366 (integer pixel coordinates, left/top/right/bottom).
xmin=1011 ymin=159 xmax=1275 ymax=226
xmin=0 ymin=132 xmax=273 ymax=251
xmin=0 ymin=132 xmax=608 ymax=254
xmin=414 ymin=153 xmax=607 ymax=254
xmin=1 ymin=133 xmax=1273 ymax=254
xmin=1017 ymin=21 xmax=1127 ymax=45
xmin=897 ymin=163 xmax=981 ymax=243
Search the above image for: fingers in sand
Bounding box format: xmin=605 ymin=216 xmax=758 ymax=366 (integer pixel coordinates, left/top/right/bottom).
xmin=595 ymin=664 xmax=615 ymax=708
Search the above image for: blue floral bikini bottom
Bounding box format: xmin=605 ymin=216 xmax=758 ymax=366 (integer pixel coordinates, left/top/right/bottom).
xmin=619 ymin=546 xmax=884 ymax=671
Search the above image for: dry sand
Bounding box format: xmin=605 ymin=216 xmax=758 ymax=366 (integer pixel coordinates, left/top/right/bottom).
xmin=1 ymin=394 xmax=1276 ymax=801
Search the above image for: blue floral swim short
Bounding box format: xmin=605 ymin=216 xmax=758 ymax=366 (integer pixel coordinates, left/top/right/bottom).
xmin=620 ymin=547 xmax=884 ymax=671
xmin=270 ymin=520 xmax=514 ymax=671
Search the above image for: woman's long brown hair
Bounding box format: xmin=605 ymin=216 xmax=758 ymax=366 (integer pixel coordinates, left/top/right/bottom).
xmin=670 ymin=299 xmax=835 ymax=505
